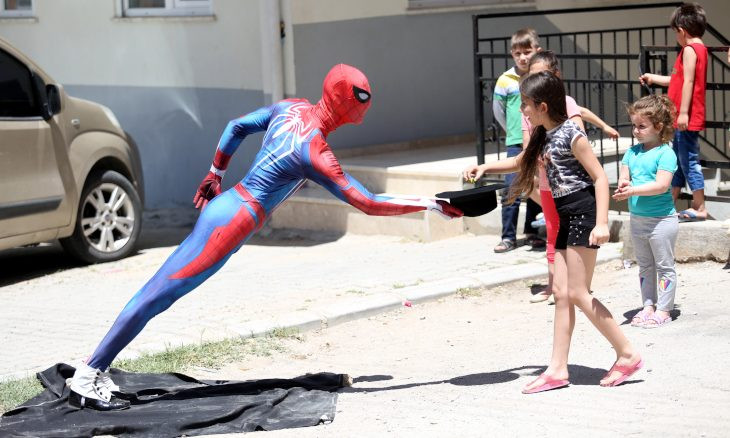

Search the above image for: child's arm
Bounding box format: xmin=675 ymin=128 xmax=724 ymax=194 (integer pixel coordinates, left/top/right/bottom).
xmin=616 ymin=164 xmax=631 ymax=190
xmin=572 ymin=136 xmax=610 ymax=245
xmin=492 ymin=92 xmax=507 ymax=131
xmin=463 ymin=152 xmax=522 ymax=182
xmin=676 ymin=46 xmax=698 ymax=131
xmin=570 ymin=115 xmax=585 ymax=132
xmin=612 ymin=170 xmax=673 ymax=201
xmin=639 ymin=73 xmax=670 ymax=87
xmin=579 ymin=107 xmax=619 ymax=139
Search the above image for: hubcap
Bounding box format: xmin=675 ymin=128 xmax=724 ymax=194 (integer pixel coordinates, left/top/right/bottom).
xmin=80 ymin=183 xmax=135 ymax=253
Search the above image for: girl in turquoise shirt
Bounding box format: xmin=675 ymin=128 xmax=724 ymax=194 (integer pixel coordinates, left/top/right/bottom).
xmin=613 ymin=95 xmax=679 ymax=328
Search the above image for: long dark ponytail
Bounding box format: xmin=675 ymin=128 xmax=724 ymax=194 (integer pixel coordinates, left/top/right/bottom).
xmin=508 ymin=71 xmax=568 ymax=203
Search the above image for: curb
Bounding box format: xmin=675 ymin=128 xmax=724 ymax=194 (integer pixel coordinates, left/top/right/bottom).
xmin=230 ymin=243 xmax=623 ymax=338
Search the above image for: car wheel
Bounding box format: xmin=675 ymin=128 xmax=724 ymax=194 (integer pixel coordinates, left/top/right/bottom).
xmin=60 ymin=170 xmax=142 ymax=263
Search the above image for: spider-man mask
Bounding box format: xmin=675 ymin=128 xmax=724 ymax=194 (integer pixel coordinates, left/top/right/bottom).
xmin=318 ymin=64 xmax=372 ymax=129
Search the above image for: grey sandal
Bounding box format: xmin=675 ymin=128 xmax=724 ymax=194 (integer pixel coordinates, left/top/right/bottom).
xmin=494 ymin=239 xmax=516 ymax=253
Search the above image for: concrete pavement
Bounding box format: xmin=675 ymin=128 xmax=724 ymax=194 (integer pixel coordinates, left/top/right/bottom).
xmin=0 ymin=222 xmax=621 ymax=381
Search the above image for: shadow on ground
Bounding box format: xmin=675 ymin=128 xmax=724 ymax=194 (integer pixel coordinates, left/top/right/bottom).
xmin=343 ymin=364 xmax=641 ymax=394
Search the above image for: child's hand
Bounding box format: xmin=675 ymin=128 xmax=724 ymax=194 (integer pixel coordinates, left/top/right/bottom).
xmin=589 ymin=223 xmax=610 ymax=246
xmin=612 ymin=185 xmax=633 ymax=201
xmin=677 ymin=113 xmax=689 ymax=131
xmin=462 ymin=164 xmax=484 ymax=183
xmin=602 ymin=124 xmax=619 ymax=140
xmin=638 ymin=73 xmax=653 ymax=86
xmin=617 ymin=178 xmax=630 ymax=190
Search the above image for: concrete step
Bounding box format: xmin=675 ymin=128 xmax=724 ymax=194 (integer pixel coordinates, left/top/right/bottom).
xmin=268 ymin=138 xmax=632 ymax=240
xmin=267 ymin=186 xmax=465 ymax=241
xmin=343 ymin=164 xmax=462 ymax=196
xmin=619 ymin=215 xmax=730 ymax=262
xmin=267 ymin=137 xmax=730 ymax=239
xmin=268 ymin=145 xmax=470 ymax=241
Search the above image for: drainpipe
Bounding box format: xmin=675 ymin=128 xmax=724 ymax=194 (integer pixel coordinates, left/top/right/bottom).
xmin=259 ymin=0 xmax=284 ymax=104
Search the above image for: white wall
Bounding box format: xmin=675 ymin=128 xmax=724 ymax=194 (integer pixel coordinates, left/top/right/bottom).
xmin=288 ymin=0 xmax=406 ymax=25
xmin=0 ymin=0 xmax=264 ymax=89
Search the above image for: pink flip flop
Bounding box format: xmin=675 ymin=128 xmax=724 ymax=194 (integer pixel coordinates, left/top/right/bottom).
xmin=601 ymin=359 xmax=644 ymax=387
xmin=522 ymin=373 xmax=570 ymax=394
xmin=630 ymin=308 xmax=652 ymax=327
xmin=643 ymin=313 xmax=671 ymax=328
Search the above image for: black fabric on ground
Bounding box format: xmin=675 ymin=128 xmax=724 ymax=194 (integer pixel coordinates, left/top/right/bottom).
xmin=0 ymin=363 xmax=346 ymax=437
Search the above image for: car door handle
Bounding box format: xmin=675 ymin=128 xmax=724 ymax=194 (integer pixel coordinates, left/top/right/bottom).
xmin=71 ymin=119 xmax=80 ymax=128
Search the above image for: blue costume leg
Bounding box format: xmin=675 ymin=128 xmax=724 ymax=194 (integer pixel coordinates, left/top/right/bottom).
xmin=87 ymin=189 xmax=260 ymax=370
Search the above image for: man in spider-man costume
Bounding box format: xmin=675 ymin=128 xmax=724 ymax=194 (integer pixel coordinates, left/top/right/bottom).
xmin=68 ymin=64 xmax=462 ymax=410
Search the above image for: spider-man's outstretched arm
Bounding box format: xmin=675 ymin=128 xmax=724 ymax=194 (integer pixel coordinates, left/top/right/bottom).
xmin=194 ymin=105 xmax=275 ymax=209
xmin=303 ymin=135 xmax=462 ymax=218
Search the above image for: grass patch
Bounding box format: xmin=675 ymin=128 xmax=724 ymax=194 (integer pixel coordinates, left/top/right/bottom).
xmin=113 ymin=329 xmax=297 ymax=373
xmin=0 ymin=376 xmax=43 ymax=415
xmin=393 ymin=279 xmax=424 ymax=290
xmin=456 ymin=287 xmax=482 ymax=298
xmin=268 ymin=326 xmax=299 ymax=339
xmin=0 ymin=328 xmax=299 ymax=414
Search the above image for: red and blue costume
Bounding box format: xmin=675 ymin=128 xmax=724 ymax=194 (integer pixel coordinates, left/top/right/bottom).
xmin=85 ymin=64 xmax=461 ymax=371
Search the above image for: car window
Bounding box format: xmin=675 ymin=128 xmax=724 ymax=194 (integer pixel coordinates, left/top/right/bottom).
xmin=0 ymin=49 xmax=40 ymax=118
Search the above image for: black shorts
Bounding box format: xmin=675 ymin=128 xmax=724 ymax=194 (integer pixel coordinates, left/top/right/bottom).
xmin=553 ymin=186 xmax=599 ymax=250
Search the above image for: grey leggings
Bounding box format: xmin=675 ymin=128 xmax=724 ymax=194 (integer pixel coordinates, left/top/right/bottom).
xmin=630 ymin=214 xmax=679 ymax=312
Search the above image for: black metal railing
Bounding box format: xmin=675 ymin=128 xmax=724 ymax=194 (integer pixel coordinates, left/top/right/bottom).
xmin=472 ymin=2 xmax=730 ymax=204
xmin=473 ymin=3 xmax=684 ymax=165
xmin=641 ymin=44 xmax=730 ymax=203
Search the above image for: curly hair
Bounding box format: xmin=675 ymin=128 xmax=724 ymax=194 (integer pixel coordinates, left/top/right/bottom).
xmin=626 ymin=95 xmax=676 ymax=143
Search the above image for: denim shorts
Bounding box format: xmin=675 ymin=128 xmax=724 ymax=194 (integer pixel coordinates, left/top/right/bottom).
xmin=553 ymin=186 xmax=599 ymax=250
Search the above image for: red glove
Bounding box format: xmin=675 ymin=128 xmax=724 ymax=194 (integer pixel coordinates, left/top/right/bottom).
xmin=193 ymin=171 xmax=222 ymax=210
xmin=435 ymin=200 xmax=464 ymax=218
xmin=194 ymin=150 xmax=231 ymax=210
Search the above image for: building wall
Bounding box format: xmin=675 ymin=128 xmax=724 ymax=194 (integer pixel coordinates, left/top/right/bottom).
xmin=0 ymin=0 xmax=268 ymax=208
xmin=1 ymin=0 xmax=728 ymax=208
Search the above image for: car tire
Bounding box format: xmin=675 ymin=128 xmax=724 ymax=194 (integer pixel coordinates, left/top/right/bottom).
xmin=60 ymin=170 xmax=142 ymax=264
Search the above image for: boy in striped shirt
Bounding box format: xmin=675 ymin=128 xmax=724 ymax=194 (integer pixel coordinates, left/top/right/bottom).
xmin=492 ymin=28 xmax=543 ymax=252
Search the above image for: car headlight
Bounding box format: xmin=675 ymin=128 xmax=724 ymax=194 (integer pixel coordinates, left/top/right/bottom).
xmin=100 ymin=105 xmax=123 ymax=131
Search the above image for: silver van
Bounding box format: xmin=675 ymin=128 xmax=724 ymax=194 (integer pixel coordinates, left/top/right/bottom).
xmin=0 ymin=36 xmax=144 ymax=263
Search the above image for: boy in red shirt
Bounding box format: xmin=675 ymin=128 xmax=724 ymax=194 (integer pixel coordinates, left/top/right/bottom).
xmin=640 ymin=2 xmax=708 ymax=221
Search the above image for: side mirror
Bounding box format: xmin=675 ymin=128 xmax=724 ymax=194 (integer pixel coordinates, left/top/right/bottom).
xmin=46 ymin=84 xmax=61 ymax=117
xmin=31 ymin=72 xmax=61 ymax=120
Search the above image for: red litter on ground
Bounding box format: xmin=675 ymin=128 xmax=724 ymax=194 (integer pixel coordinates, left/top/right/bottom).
xmin=403 ymin=300 xmax=412 ymax=307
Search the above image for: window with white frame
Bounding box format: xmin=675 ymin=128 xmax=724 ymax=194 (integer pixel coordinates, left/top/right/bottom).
xmin=408 ymin=0 xmax=530 ymax=9
xmin=0 ymin=0 xmax=34 ymax=17
xmin=122 ymin=0 xmax=212 ymax=17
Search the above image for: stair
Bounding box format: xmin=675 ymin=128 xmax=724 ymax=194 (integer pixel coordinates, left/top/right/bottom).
xmin=267 ymin=137 xmax=639 ymax=241
xmin=268 ymin=185 xmax=465 ymax=241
